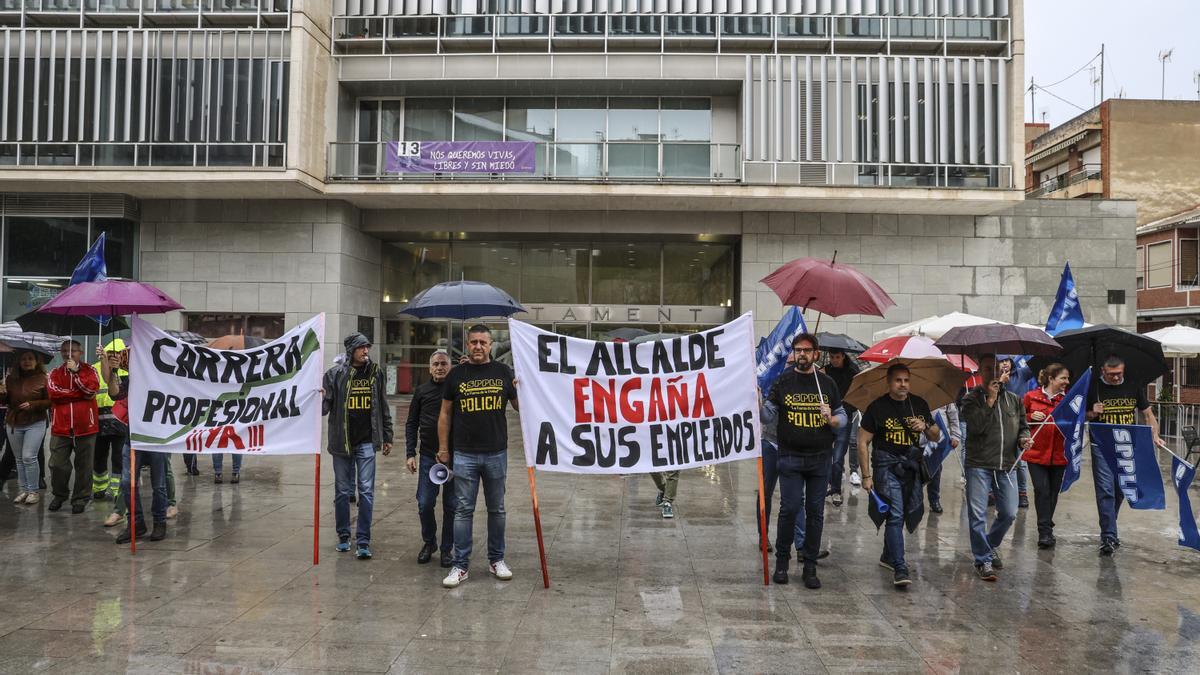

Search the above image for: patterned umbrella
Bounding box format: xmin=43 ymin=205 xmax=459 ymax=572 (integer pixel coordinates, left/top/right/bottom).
xmin=860 ymin=335 xmax=978 ymax=371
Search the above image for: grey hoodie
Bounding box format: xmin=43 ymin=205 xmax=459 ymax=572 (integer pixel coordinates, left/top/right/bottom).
xmin=321 ymin=332 xmax=394 ymax=455
xmin=959 ymin=386 xmax=1030 ymax=470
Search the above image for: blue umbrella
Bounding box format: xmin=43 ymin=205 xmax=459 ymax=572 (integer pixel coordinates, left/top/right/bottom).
xmin=396 ymin=281 xmax=526 ymax=320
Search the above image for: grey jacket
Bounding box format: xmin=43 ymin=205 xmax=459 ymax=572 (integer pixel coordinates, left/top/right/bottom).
xmin=959 ymin=387 xmax=1030 ymax=470
xmin=322 ymin=340 xmax=394 ymax=456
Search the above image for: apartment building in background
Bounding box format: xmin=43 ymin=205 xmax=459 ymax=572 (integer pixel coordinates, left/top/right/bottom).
xmin=0 ymin=0 xmax=1137 ymax=392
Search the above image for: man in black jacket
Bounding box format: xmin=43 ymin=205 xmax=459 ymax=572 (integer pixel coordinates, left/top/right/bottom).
xmin=322 ymin=332 xmax=393 ymax=560
xmin=406 ymin=350 xmax=454 ymax=567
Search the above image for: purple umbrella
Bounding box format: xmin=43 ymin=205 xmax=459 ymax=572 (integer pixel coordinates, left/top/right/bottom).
xmin=36 ymin=280 xmax=183 ymax=316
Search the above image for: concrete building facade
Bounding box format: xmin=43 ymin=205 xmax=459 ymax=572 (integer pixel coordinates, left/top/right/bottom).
xmin=0 ymin=0 xmax=1138 ymax=392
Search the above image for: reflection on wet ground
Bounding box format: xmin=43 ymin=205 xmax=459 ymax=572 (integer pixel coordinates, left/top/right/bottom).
xmin=0 ymin=400 xmax=1198 ymax=673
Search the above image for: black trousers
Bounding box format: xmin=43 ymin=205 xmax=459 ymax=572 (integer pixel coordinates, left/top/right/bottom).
xmin=1027 ymin=463 xmax=1066 ymax=537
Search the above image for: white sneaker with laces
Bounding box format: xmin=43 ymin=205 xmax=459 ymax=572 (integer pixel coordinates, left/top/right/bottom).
xmin=490 ymin=560 xmax=513 ymax=580
xmin=13 ymin=491 xmax=28 ymax=504
xmin=849 ymin=471 xmax=861 ymax=487
xmin=25 ymin=492 xmax=39 ymax=505
xmin=443 ymin=567 xmax=469 ymax=588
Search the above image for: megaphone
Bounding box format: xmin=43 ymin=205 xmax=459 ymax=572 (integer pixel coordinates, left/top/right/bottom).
xmin=869 ymin=490 xmax=890 ymax=515
xmin=429 ymin=462 xmax=454 ymax=485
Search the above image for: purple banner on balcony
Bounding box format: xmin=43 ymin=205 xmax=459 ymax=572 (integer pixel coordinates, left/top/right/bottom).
xmin=386 ymin=141 xmax=537 ymax=174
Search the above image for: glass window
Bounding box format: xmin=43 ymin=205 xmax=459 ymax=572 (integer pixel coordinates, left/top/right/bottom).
xmin=662 ymin=243 xmax=733 ymax=306
xmin=382 ymin=242 xmax=450 ymax=304
xmin=608 ymin=98 xmax=658 ymax=141
xmin=186 ymin=313 xmax=285 ymax=339
xmin=450 ymin=242 xmax=520 ymax=302
xmin=1147 ymin=242 xmax=1173 ymax=288
xmin=454 ymin=98 xmax=504 ymax=141
xmin=505 ymin=97 xmax=555 ymax=142
xmin=521 ymin=244 xmax=590 ymax=304
xmin=661 ymin=98 xmax=711 ymax=141
xmin=5 ymin=216 xmax=88 ymax=277
xmin=91 ymin=218 xmax=137 ymax=279
xmin=3 ymin=279 xmax=66 ymax=322
xmin=556 ymin=97 xmax=606 ymax=141
xmin=591 ymin=243 xmax=659 ymax=305
xmin=404 ymin=98 xmax=452 ymax=141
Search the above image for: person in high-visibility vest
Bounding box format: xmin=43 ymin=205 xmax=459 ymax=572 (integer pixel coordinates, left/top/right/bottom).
xmin=92 ymin=339 xmax=128 ymax=503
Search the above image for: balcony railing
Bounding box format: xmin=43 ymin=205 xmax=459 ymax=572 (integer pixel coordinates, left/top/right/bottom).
xmin=332 ymin=13 xmax=1008 ymax=55
xmin=0 ymin=0 xmax=290 ymax=27
xmin=329 ymin=141 xmax=740 ymax=183
xmin=0 ymin=142 xmax=286 ymax=168
xmin=745 ymin=161 xmax=1011 ymax=188
xmin=1026 ymin=163 xmax=1102 ymax=198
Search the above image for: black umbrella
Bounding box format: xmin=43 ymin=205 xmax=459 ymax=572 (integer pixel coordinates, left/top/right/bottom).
xmin=15 ymin=309 xmax=128 ymax=336
xmin=0 ymin=337 xmax=55 ymax=358
xmin=1027 ymin=325 xmax=1167 ymax=384
xmin=817 ymin=332 xmax=869 ymax=353
xmin=935 ymin=324 xmax=1061 ymax=357
xmin=397 ymin=280 xmax=525 ymax=320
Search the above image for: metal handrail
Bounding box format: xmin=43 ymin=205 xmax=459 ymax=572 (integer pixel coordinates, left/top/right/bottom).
xmin=0 ymin=0 xmax=289 ymax=12
xmin=1026 ymin=162 xmax=1101 ymax=197
xmin=328 ymin=140 xmax=739 ymax=183
xmin=0 ymin=141 xmax=287 ymax=168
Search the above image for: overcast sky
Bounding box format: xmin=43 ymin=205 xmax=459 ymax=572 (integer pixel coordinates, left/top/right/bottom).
xmin=1025 ymin=0 xmax=1200 ymax=127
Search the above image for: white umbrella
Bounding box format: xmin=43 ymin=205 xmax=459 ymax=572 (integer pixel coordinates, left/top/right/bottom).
xmin=873 ymin=312 xmax=1002 ymax=342
xmin=1144 ymin=324 xmax=1200 ymax=401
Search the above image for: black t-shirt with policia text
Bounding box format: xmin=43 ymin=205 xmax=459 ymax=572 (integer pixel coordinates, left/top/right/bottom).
xmin=346 ymin=364 xmax=375 ymax=447
xmin=1090 ymin=378 xmax=1149 ymax=426
xmin=443 ymin=360 xmax=517 ymax=454
xmin=767 ymin=369 xmax=842 ymax=454
xmin=860 ymin=393 xmax=934 ymax=458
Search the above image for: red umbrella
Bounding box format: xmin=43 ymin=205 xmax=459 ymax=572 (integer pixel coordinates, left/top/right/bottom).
xmin=36 ymin=280 xmax=183 ymax=316
xmin=761 ymin=256 xmax=896 ymax=319
xmin=860 ymin=335 xmax=978 ymax=371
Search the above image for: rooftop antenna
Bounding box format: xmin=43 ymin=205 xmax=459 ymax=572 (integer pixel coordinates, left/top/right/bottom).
xmin=1090 ymin=66 xmax=1101 ymax=106
xmin=1194 ymin=71 xmax=1200 ymax=100
xmin=1159 ymin=48 xmax=1174 ymax=99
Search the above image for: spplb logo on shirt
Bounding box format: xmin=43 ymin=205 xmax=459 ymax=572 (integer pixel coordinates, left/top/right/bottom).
xmin=882 ymin=417 xmax=916 ymax=447
xmin=783 ymin=392 xmax=829 ymax=429
xmin=348 ymin=376 xmax=373 ymax=410
xmin=1100 ymin=397 xmax=1138 ymax=425
xmin=459 ymin=378 xmax=505 ymax=412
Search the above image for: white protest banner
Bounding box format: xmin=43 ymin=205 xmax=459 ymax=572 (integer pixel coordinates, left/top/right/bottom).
xmin=129 ymin=314 xmax=324 ymax=455
xmin=511 ymin=313 xmax=760 ymax=474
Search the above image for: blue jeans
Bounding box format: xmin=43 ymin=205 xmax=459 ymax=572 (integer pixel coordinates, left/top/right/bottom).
xmin=7 ymin=422 xmax=46 ymax=493
xmin=1091 ymin=444 xmax=1123 ymax=541
xmin=874 ymin=453 xmax=914 ymax=571
xmin=829 ymin=412 xmax=860 ymax=493
xmin=775 ymin=451 xmax=831 ymax=567
xmin=119 ymin=443 xmax=168 ymax=524
xmin=451 ymin=450 xmax=507 ymax=570
xmin=757 ymin=440 xmax=781 ymax=542
xmin=211 ymin=453 xmax=243 ymax=475
xmin=332 ymin=443 xmax=376 ymax=545
xmin=965 ymin=467 xmax=1018 ymax=565
xmin=417 ymin=454 xmax=455 ymax=553
xmin=926 ymin=463 xmax=943 ymax=503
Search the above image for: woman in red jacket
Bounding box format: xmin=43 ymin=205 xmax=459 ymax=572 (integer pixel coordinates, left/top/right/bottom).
xmin=1023 ymin=363 xmax=1070 ymax=549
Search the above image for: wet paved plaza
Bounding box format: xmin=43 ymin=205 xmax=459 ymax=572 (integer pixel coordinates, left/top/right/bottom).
xmin=1 ymin=406 xmax=1199 ymax=674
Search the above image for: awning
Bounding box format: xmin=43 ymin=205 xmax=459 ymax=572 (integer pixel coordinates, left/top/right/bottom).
xmin=1025 ymin=130 xmax=1091 ymax=165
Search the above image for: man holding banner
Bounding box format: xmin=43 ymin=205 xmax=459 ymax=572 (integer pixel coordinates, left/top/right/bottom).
xmin=323 ymin=332 xmax=393 ymax=560
xmin=1086 ymin=355 xmax=1164 ymax=556
xmin=766 ymin=333 xmax=845 ymax=589
xmin=439 ymin=325 xmax=519 ymax=589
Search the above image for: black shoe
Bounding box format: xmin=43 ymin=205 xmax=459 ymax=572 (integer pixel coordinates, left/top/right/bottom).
xmin=71 ymin=502 xmax=86 ymax=514
xmin=230 ymin=473 xmax=240 ymax=484
xmin=929 ymin=500 xmax=943 ymax=514
xmin=975 ymin=562 xmax=998 ymax=582
xmin=188 ymin=466 xmax=200 ymax=476
xmin=802 ymin=563 xmax=821 ymax=590
xmin=893 ymin=568 xmax=912 ymax=588
xmin=797 ymin=549 xmax=830 ymax=564
xmin=48 ymin=498 xmax=65 ymax=512
xmin=214 ymin=474 xmax=223 ymax=484
xmin=772 ymin=568 xmax=789 ymax=585
xmin=440 ymin=552 xmax=453 ymax=568
xmin=1037 ymin=535 xmax=1055 ymax=550
xmin=1018 ymin=492 xmax=1029 ymax=509
xmin=115 ymin=525 xmax=148 ymax=544
xmin=990 ymin=551 xmax=1003 ymax=570
xmin=878 ymin=555 xmax=894 ymax=571
xmin=758 ymin=539 xmax=774 ymax=554
xmin=417 ymin=543 xmax=436 ymax=564
xmin=150 ymin=522 xmax=166 ymax=541
xmin=1099 ymin=539 xmax=1117 ymax=557
xmin=655 ymin=491 xmax=664 ymax=507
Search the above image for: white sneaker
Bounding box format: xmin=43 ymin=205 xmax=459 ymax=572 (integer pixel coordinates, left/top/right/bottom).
xmin=103 ymin=511 xmax=124 ymax=527
xmin=13 ymin=491 xmax=28 ymax=504
xmin=443 ymin=567 xmax=469 ymax=588
xmin=849 ymin=471 xmax=861 ymax=487
xmin=489 ymin=560 xmax=513 ymax=580
xmin=24 ymin=492 xmax=39 ymax=505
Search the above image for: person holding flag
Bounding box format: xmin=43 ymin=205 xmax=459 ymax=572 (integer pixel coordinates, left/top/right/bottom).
xmin=1022 ymin=364 xmax=1070 ymax=549
xmin=1086 ymin=355 xmax=1164 ymax=556
xmin=925 ymin=402 xmax=961 ymax=514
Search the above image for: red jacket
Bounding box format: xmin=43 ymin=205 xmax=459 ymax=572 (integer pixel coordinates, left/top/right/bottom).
xmin=1023 ymin=388 xmax=1066 ymax=466
xmin=47 ymin=363 xmax=100 ymax=437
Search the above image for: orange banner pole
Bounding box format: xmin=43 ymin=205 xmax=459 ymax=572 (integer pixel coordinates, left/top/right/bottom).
xmin=756 ymin=457 xmax=769 ymax=585
xmin=313 ymin=453 xmax=321 ymax=566
xmin=527 ymin=466 xmax=550 ymax=589
xmin=129 ymin=447 xmax=137 ymax=554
